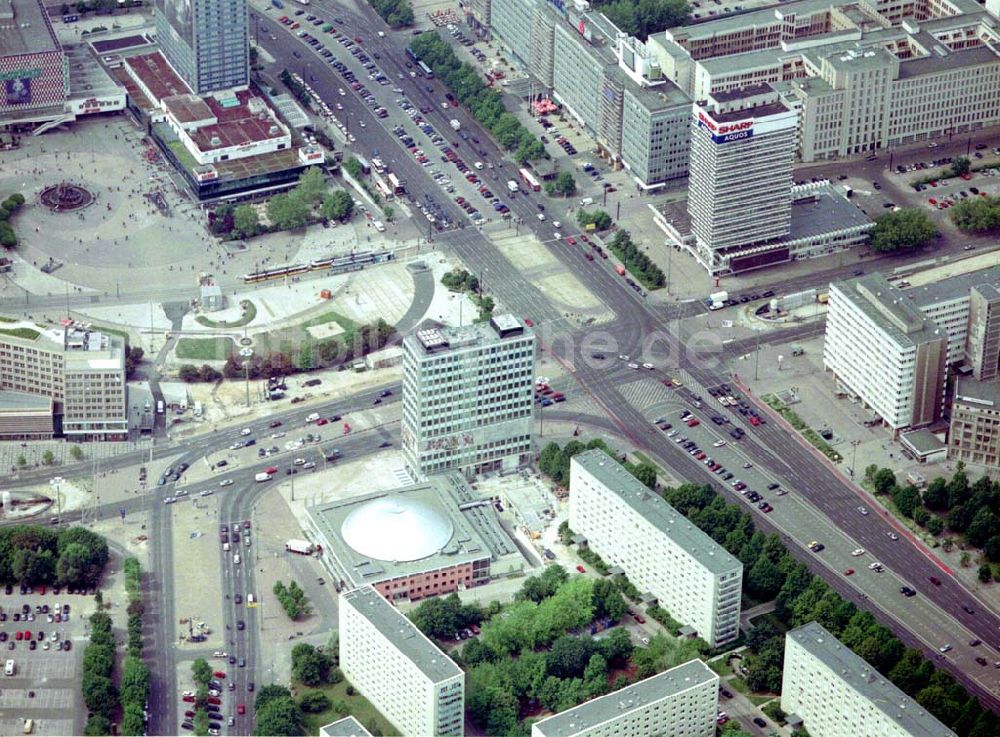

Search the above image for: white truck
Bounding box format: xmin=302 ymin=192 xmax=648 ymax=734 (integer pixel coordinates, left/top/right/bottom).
xmin=506 ymin=180 xmax=519 ymax=193
xmin=285 ymin=539 xmax=315 ymax=555
xmin=5 ymin=659 xmax=14 ymax=676
xmin=449 ymin=119 xmax=461 ymax=131
xmin=254 ymin=472 xmax=272 ymax=483
xmin=707 ymin=290 xmax=728 ymax=310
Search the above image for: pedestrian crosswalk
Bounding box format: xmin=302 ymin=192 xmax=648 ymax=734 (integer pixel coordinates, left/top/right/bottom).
xmin=617 ymin=377 xmax=679 ymax=415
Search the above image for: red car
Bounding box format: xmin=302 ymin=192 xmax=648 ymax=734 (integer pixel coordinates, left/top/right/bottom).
xmin=929 ymin=576 xmax=942 ymax=586
xmin=566 ymin=236 xmax=576 ymax=246
xmin=15 ymin=631 xmax=22 ymax=641
xmin=844 ymin=568 xmax=855 ymax=576
xmin=269 ymin=420 xmax=282 ymax=428
xmin=207 ymin=697 xmax=221 ymax=706
xmin=524 ymin=318 xmax=534 ymax=327
xmin=749 ymin=416 xmax=761 ymax=426
xmin=316 ymin=418 xmax=329 ymax=426
xmin=184 ymin=711 xmax=195 ymax=718
xmin=237 ymin=704 xmax=246 ymax=715
xmin=22 ymin=631 xmax=30 ymax=640
xmin=575 ymin=565 xmax=586 ymax=573
xmin=213 ymin=671 xmax=227 ymax=679
xmin=686 ymin=418 xmax=700 ymax=427
xmin=182 ymin=695 xmax=196 ymax=703
xmin=264 ymin=466 xmax=278 ymax=475
xmin=634 ymin=614 xmax=646 ymax=624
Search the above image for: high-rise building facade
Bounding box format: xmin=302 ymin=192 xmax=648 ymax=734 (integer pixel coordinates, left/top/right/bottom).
xmin=948 ymin=378 xmax=1000 ymax=469
xmin=967 ymin=284 xmax=1000 ymax=381
xmin=687 ymin=86 xmax=798 ymax=272
xmin=824 ymin=275 xmax=948 ymax=432
xmin=339 ymin=586 xmax=464 ymax=737
xmin=401 ymin=315 xmax=535 ymax=479
xmin=531 ymin=660 xmax=719 ymax=737
xmin=570 ymin=450 xmax=742 ymax=647
xmin=155 ymin=0 xmax=249 ymax=94
xmin=0 ymin=321 xmax=127 ymax=440
xmin=782 ymin=622 xmax=957 ymax=737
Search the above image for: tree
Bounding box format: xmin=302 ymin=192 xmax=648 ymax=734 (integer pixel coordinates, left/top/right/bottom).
xmin=926 ymin=516 xmax=945 ymax=536
xmin=194 ymin=708 xmax=210 ymax=736
xmin=254 ymin=684 xmax=293 ymax=711
xmin=546 ymin=635 xmax=596 ymax=679
xmin=546 ymin=171 xmax=577 ymax=197
xmin=598 ymin=626 xmax=633 ymax=666
xmin=233 ymin=205 xmax=259 ymax=238
xmin=893 ymin=485 xmax=921 ymax=518
xmin=870 ymin=208 xmax=937 ymax=253
xmin=294 ymin=166 xmax=328 ymax=205
xmin=56 ymin=543 xmax=96 ymax=587
xmin=84 ymin=715 xmax=111 ymax=736
xmin=631 ymin=463 xmax=657 ymax=489
xmin=950 ymin=194 xmax=1000 ymax=234
xmin=951 ymin=156 xmax=971 ymax=177
xmin=252 ymin=696 xmax=305 ymax=737
xmin=121 ymin=702 xmax=146 ymax=736
xmin=191 ymin=658 xmax=213 ymax=687
xmin=291 ymin=643 xmax=332 ymax=686
xmin=871 ymin=467 xmax=897 ymax=494
xmin=41 ymin=450 xmax=55 ymax=466
xmin=13 ymin=548 xmax=54 ymax=584
xmin=16 ymin=454 xmax=26 ymax=467
xmin=748 ymin=555 xmax=785 ymax=599
xmin=299 ymin=690 xmax=331 ymax=712
xmin=82 ymin=673 xmax=119 ymax=718
xmin=321 ymin=189 xmax=354 ymax=222
xmin=266 ymin=193 xmax=311 ymax=230
xmin=69 ymin=445 xmax=84 ymax=461
xmin=978 ymin=564 xmax=993 ymax=583
xmin=923 ymin=478 xmax=950 ymax=510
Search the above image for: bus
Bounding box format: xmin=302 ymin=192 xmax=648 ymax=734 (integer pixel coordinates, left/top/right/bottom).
xmin=405 ymin=47 xmax=419 ymax=63
xmin=374 ymin=179 xmax=393 ymax=200
xmin=417 ymin=60 xmax=433 ymax=78
xmin=387 ymin=172 xmax=405 ymax=195
xmin=354 ymin=156 xmax=371 ymax=175
xmin=519 ymin=168 xmax=540 ymax=192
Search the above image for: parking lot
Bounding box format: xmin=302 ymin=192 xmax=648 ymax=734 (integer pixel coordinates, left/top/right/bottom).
xmin=0 ymin=587 xmax=88 ymax=736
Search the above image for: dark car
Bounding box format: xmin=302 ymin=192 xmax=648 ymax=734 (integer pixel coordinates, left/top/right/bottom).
xmin=248 ymin=682 xmax=255 ymax=692
xmin=963 ymin=605 xmax=975 ymax=615
xmin=237 ymin=620 xmax=246 ymax=631
xmin=753 ymin=717 xmax=767 ymax=728
xmin=380 ymin=389 xmax=393 ymax=397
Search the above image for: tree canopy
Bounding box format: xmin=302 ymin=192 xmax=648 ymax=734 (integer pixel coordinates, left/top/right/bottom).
xmin=950 ymin=194 xmax=1000 ymax=234
xmin=870 ymin=208 xmax=937 ymax=253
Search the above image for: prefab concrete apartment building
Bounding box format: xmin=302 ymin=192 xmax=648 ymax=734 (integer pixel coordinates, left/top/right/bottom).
xmin=783 ymin=622 xmax=957 ymax=737
xmin=339 ymin=586 xmax=464 ymax=737
xmin=531 ymin=659 xmax=719 ymax=737
xmin=570 ymin=450 xmax=742 ymax=647
xmin=401 ymin=315 xmax=535 ymax=480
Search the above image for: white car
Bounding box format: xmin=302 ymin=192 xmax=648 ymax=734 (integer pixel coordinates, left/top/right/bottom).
xmin=219 ymin=479 xmax=234 ymax=487
xmin=200 ymin=489 xmax=214 ymax=497
xmin=536 ymin=212 xmax=546 ymax=221
xmin=174 ymin=489 xmax=188 ymax=497
xmin=868 ymin=561 xmax=883 ymax=571
xmin=627 ymin=362 xmax=639 ymax=370
xmin=306 ymin=412 xmax=320 ymax=422
xmin=164 ymin=498 xmax=176 ymax=505
xmin=294 ymin=458 xmax=306 ymax=466
xmin=271 ymin=432 xmax=286 ymax=439
xmin=713 ymin=440 xmax=726 ymax=448
xmin=240 ymin=428 xmax=252 ymax=436
xmin=642 ymin=363 xmax=654 ymax=370
xmin=851 ymin=548 xmax=865 ymax=556
xmin=619 ymin=354 xmax=629 ymax=361
xmin=338 ymin=88 xmax=346 ymax=96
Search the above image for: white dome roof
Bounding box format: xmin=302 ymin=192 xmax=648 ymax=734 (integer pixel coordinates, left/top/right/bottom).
xmin=341 ymin=496 xmax=454 ymax=562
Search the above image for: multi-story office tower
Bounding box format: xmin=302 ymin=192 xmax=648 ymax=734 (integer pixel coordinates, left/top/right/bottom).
xmin=487 ymin=0 xmax=692 ymax=189
xmin=652 ymin=0 xmax=1000 ymax=162
xmin=401 ymin=315 xmax=535 ymax=480
xmin=783 ymin=622 xmax=957 ymax=737
xmin=531 ymin=660 xmax=719 ymax=737
xmin=824 ymin=275 xmax=948 ymax=432
xmin=0 ymin=321 xmax=127 ymax=440
xmin=154 ymin=0 xmax=249 ymax=94
xmin=339 ymin=586 xmax=464 ymax=737
xmin=570 ymin=450 xmax=742 ymax=647
xmin=948 ymin=378 xmax=1000 ymax=469
xmin=967 ymin=284 xmax=1000 ymax=380
xmin=687 ymin=85 xmax=798 ymax=272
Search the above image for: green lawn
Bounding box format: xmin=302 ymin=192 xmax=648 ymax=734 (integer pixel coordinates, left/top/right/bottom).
xmin=301 ymin=309 xmax=356 ymax=331
xmin=0 ymin=315 xmax=15 ymax=323
xmin=296 ymin=679 xmax=398 ymax=736
xmin=195 ymin=300 xmax=258 ymax=328
xmin=167 ymin=138 xmax=199 ymax=171
xmin=728 ymin=676 xmax=776 ymax=706
xmin=175 ymin=336 xmax=234 ymax=361
xmin=708 ymin=656 xmax=733 ymax=677
xmin=0 ymin=327 xmax=39 ymax=340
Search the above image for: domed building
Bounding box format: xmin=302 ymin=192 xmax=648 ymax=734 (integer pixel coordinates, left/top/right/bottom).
xmin=307 ymin=473 xmax=523 ymax=602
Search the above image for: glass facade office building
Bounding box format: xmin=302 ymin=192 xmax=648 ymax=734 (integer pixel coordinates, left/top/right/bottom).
xmin=155 ymin=0 xmax=249 ymax=94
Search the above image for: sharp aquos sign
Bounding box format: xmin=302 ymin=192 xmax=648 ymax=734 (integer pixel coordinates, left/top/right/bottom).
xmin=696 ymin=110 xmax=754 ymax=144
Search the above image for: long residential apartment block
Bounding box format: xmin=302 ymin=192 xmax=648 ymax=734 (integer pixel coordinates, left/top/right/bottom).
xmin=783 ymin=622 xmax=957 ymax=737
xmin=650 ymin=0 xmax=1000 ymax=162
xmin=569 ymin=450 xmax=742 ymax=647
xmin=0 ymin=320 xmax=127 ymax=440
xmin=488 ymin=0 xmax=692 ymax=189
xmin=531 ymin=659 xmax=719 ymax=737
xmin=339 ymin=586 xmax=464 ymax=737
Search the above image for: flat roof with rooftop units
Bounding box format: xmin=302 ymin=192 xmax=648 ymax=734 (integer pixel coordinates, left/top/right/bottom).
xmin=0 ymin=0 xmax=59 ymax=56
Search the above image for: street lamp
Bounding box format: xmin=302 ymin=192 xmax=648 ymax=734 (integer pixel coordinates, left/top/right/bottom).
xmin=49 ymin=477 xmax=63 ymax=527
xmin=849 ymin=439 xmax=861 ymax=479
